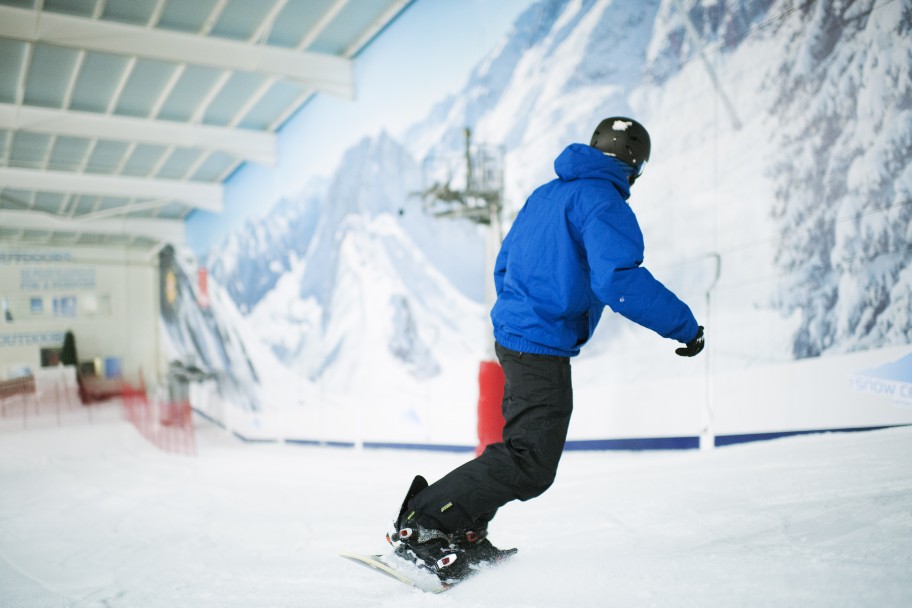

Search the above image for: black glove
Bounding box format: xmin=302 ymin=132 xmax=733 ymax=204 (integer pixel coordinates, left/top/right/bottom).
xmin=675 ymin=326 xmax=704 ymax=357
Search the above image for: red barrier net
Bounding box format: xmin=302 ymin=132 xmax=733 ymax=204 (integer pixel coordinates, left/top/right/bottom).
xmin=121 ymin=378 xmax=196 ymax=456
xmin=0 ymin=376 xmax=39 ymax=424
xmin=0 ymin=369 xmax=110 ymax=429
xmin=1 ymin=368 xmax=195 ymax=456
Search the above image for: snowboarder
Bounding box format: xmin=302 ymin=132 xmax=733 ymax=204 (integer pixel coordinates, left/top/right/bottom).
xmin=387 ymin=117 xmax=705 ymax=582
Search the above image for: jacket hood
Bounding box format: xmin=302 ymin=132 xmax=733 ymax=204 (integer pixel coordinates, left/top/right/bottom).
xmin=554 ymin=143 xmax=632 ymax=199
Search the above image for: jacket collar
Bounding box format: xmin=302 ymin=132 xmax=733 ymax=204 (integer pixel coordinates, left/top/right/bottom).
xmin=553 ymin=143 xmax=632 ymax=200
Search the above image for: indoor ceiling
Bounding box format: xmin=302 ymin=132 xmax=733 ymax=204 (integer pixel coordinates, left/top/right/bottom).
xmin=0 ymin=0 xmax=411 ymax=254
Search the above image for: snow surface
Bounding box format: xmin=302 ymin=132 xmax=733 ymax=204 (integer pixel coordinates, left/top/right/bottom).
xmin=1 ymin=417 xmax=910 ymax=607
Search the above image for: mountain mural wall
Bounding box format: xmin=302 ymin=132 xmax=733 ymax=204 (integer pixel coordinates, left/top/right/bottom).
xmin=167 ymin=0 xmax=912 ymax=444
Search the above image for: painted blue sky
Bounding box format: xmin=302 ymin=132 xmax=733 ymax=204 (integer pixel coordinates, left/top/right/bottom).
xmin=187 ymin=0 xmax=533 ymax=257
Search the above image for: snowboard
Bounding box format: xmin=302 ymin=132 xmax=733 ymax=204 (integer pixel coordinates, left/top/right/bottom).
xmin=339 ymin=551 xmax=449 ymax=593
xmin=340 ymin=548 xmax=517 ymax=593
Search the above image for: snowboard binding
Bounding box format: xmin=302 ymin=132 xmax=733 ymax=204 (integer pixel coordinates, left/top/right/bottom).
xmin=386 ymin=475 xmax=516 ymax=583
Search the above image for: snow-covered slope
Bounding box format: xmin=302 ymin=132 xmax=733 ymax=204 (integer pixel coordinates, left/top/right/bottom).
xmin=3 ymin=420 xmax=911 ymax=607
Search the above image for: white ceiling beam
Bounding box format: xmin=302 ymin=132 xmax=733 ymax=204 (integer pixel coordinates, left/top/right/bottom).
xmin=13 ymin=28 xmax=32 ymax=107
xmin=251 ymin=0 xmax=290 ymax=44
xmin=77 ymin=198 xmax=173 ymax=221
xmin=229 ymin=0 xmax=346 ymax=130
xmin=0 ymin=104 xmax=276 ymax=165
xmin=344 ymin=0 xmax=411 ymax=56
xmin=299 ymin=0 xmax=350 ymax=50
xmin=0 ymin=209 xmax=184 ymax=244
xmin=0 ymin=5 xmax=354 ymax=99
xmin=266 ymin=0 xmax=409 ymax=131
xmin=149 ymin=64 xmax=187 ymax=118
xmin=148 ymin=0 xmax=168 ymax=27
xmin=201 ymin=0 xmax=230 ymax=35
xmin=0 ymin=167 xmax=223 ymax=212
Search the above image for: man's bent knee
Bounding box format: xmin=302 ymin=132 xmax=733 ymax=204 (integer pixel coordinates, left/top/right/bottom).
xmin=505 ymin=441 xmax=561 ymax=501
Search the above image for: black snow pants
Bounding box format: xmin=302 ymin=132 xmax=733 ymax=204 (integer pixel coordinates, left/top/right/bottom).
xmin=406 ymin=342 xmax=573 ymax=532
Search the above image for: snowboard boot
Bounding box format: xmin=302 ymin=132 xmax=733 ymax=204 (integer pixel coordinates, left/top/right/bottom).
xmin=386 ymin=476 xmax=515 ymax=583
xmin=386 ymin=475 xmax=460 ymax=580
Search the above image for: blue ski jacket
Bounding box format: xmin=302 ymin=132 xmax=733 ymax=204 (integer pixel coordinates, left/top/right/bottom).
xmin=491 ymin=143 xmax=699 ymax=357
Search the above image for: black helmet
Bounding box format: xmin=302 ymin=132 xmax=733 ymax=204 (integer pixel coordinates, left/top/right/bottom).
xmin=590 ymin=117 xmax=651 ymax=183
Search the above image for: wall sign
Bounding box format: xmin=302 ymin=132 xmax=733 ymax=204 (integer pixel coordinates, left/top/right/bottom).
xmin=20 ymin=268 xmax=96 ymax=291
xmin=0 ymin=331 xmax=65 ymax=347
xmin=0 ymin=251 xmax=73 ymax=264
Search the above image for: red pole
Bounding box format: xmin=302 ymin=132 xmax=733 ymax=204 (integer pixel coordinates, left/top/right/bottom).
xmin=476 ymin=360 xmax=506 ymax=456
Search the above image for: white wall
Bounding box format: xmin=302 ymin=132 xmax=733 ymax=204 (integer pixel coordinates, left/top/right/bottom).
xmin=0 ymin=246 xmax=159 ymax=385
xmin=571 ymin=344 xmax=912 ymax=447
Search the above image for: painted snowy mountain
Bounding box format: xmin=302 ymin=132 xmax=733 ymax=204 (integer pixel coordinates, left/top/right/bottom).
xmin=405 ymin=0 xmax=664 ymax=207
xmin=236 ymin=134 xmax=487 ymax=437
xmin=208 ymin=187 xmax=324 ymax=315
xmin=169 ymin=0 xmax=910 ymax=428
xmin=159 ymin=245 xmax=279 ymax=413
xmin=404 ymin=0 xmax=910 ymax=363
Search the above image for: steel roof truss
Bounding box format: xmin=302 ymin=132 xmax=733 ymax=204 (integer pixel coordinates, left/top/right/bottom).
xmin=0 ymin=5 xmax=354 ymax=98
xmin=0 ymin=166 xmax=223 ymax=212
xmin=0 ymin=208 xmax=184 ymax=244
xmin=0 ymin=104 xmax=276 ymax=166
